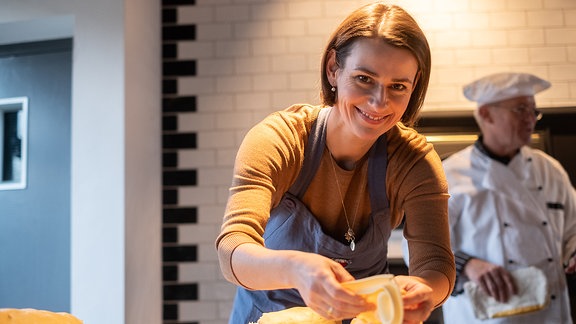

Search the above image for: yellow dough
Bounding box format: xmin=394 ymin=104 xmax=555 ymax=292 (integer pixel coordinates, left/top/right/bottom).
xmin=342 ymin=274 xmax=403 ymax=324
xmin=0 ymin=308 xmax=82 ymax=324
xmin=255 ymin=274 xmax=403 ymax=324
xmin=256 ymin=306 xmax=339 ymax=324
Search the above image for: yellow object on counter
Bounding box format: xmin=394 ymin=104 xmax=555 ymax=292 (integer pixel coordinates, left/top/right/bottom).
xmin=342 ymin=274 xmax=404 ymax=324
xmin=0 ymin=308 xmax=82 ymax=324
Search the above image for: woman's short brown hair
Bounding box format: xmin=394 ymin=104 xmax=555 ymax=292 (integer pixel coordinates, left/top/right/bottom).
xmin=320 ymin=2 xmax=431 ymax=127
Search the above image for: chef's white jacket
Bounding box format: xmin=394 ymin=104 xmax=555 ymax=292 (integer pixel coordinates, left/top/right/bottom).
xmin=442 ymin=144 xmax=576 ymax=324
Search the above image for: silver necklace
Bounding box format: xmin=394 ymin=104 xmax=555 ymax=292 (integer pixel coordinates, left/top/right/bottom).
xmin=328 ymin=150 xmax=361 ymax=251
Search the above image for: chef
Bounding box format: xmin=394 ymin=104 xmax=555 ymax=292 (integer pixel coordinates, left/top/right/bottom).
xmin=441 ymin=72 xmax=576 ymax=323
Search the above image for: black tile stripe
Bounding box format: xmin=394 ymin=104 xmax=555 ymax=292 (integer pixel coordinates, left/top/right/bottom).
xmin=163 ymin=227 xmax=178 ymax=243
xmin=163 ymin=245 xmax=197 ymax=262
xmin=163 ymin=189 xmax=178 ymax=205
xmin=163 ymin=60 xmax=196 ymax=77
xmin=163 ymin=115 xmax=178 ymax=131
xmin=163 ymin=207 xmax=197 ymax=224
xmin=163 ymin=170 xmax=197 ymax=186
xmin=163 ymin=265 xmax=178 ymax=281
xmin=163 ymin=25 xmax=196 ymax=41
xmin=163 ymin=152 xmax=178 ymax=168
xmin=163 ymin=133 xmax=196 ymax=149
xmin=162 ymin=8 xmax=177 ymax=23
xmin=163 ymin=303 xmax=178 ymax=320
xmin=162 ymin=43 xmax=177 ymax=59
xmin=162 ymin=0 xmax=195 ymax=5
xmin=163 ymin=96 xmax=196 ymax=113
xmin=163 ymin=283 xmax=198 ymax=300
xmin=162 ymin=79 xmax=177 ymax=94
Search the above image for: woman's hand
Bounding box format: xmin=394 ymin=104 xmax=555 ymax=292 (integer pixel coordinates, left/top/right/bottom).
xmin=394 ymin=275 xmax=434 ymax=324
xmin=464 ymin=258 xmax=517 ymax=303
xmin=289 ymin=253 xmax=374 ymax=320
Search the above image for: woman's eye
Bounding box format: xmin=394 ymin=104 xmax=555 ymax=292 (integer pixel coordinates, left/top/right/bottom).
xmin=356 ymin=75 xmax=372 ymax=84
xmin=391 ymin=83 xmax=407 ymax=91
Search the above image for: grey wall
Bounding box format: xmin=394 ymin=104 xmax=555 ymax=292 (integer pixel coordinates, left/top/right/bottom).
xmin=0 ymin=39 xmax=72 ymax=310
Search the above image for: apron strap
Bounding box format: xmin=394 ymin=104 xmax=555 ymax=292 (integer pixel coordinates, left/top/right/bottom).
xmin=288 ymin=107 xmax=330 ymax=198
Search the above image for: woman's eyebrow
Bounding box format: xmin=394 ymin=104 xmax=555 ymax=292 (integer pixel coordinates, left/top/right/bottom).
xmin=354 ymin=66 xmax=414 ymax=84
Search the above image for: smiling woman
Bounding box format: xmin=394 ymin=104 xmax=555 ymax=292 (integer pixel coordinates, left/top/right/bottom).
xmin=0 ymin=96 xmax=28 ymax=190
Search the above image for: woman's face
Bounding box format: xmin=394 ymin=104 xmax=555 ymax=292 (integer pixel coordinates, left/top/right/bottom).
xmin=327 ymin=38 xmax=419 ymax=141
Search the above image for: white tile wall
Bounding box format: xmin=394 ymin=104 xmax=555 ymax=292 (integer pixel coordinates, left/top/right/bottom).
xmin=177 ymin=0 xmax=576 ymax=322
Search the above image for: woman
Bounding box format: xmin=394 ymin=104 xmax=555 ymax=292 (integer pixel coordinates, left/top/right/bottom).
xmin=216 ymin=3 xmax=455 ymax=323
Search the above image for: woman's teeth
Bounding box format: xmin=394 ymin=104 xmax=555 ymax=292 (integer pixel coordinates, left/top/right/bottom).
xmin=359 ymin=109 xmax=385 ymax=121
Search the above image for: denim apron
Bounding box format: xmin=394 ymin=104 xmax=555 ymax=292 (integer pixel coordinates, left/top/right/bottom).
xmin=229 ymin=108 xmax=392 ymax=324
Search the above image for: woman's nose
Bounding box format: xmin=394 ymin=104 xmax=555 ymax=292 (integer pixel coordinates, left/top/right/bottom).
xmin=369 ymin=85 xmax=386 ymax=108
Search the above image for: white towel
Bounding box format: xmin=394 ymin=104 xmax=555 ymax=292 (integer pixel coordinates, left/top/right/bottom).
xmin=464 ymin=266 xmax=549 ymax=320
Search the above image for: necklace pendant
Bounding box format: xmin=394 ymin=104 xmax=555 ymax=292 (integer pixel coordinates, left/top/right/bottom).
xmin=345 ymin=228 xmax=356 ymax=251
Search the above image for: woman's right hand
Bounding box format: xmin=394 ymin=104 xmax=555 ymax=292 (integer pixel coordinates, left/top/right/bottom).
xmin=288 ymin=252 xmax=374 ymax=320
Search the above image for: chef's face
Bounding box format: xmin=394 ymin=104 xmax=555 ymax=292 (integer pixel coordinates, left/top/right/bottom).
xmin=326 ymin=38 xmax=419 ymax=142
xmin=485 ymin=95 xmax=540 ymax=151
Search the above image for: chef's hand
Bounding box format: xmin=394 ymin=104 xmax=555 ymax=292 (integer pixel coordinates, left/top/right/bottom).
xmin=464 ymin=258 xmax=517 ymax=303
xmin=394 ymin=275 xmax=434 ymax=324
xmin=291 ymin=253 xmax=374 ymax=320
xmin=565 ymin=254 xmax=576 ymax=274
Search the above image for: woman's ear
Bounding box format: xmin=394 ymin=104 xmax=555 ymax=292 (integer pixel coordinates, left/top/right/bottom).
xmin=326 ymin=49 xmax=338 ymax=85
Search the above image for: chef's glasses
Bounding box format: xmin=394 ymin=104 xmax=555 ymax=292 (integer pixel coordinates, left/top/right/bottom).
xmin=492 ymin=103 xmax=543 ymax=121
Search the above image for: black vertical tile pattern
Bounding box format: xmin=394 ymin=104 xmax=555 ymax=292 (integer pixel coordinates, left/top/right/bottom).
xmin=163 ymin=0 xmax=195 ymax=5
xmin=163 ymin=25 xmax=196 ymax=41
xmin=163 ymin=227 xmax=178 ymax=243
xmin=163 ymin=60 xmax=196 ymax=76
xmin=163 ymin=133 xmax=197 ymax=149
xmin=163 ymin=265 xmax=178 ymax=281
xmin=163 ymin=115 xmax=178 ymax=131
xmin=162 ymin=79 xmax=177 ymax=94
xmin=162 ymin=8 xmax=177 ymax=23
xmin=163 ymin=170 xmax=197 ymax=186
xmin=163 ymin=96 xmax=196 ymax=113
xmin=162 ymin=43 xmax=177 ymax=59
xmin=163 ymin=152 xmax=178 ymax=168
xmin=163 ymin=303 xmax=178 ymax=320
xmin=163 ymin=283 xmax=198 ymax=300
xmin=163 ymin=207 xmax=197 ymax=224
xmin=163 ymin=189 xmax=178 ymax=205
xmin=163 ymin=245 xmax=197 ymax=262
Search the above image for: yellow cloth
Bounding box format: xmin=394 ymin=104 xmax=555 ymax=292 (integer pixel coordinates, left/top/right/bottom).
xmin=0 ymin=308 xmax=82 ymax=324
xmin=216 ymin=104 xmax=455 ymax=301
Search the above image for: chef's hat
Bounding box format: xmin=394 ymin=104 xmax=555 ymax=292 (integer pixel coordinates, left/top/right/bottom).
xmin=463 ymin=72 xmax=550 ymax=106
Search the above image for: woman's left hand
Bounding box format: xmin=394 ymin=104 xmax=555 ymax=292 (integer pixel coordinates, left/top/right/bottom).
xmin=393 ymin=275 xmax=434 ymax=324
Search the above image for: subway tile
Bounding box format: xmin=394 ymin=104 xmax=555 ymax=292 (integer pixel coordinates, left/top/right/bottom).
xmin=163 ymin=189 xmax=178 ymax=205
xmin=163 ymin=207 xmax=198 ymax=224
xmin=163 ymin=152 xmax=178 ymax=168
xmin=162 ymin=43 xmax=177 ymax=59
xmin=163 ymin=265 xmax=178 ymax=281
xmin=163 ymin=115 xmax=178 ymax=131
xmin=162 ymin=8 xmax=177 ymax=24
xmin=163 ymin=25 xmax=196 ymax=41
xmin=163 ymin=133 xmax=197 ymax=149
xmin=164 ymin=283 xmax=198 ymax=301
xmin=163 ymin=169 xmax=198 ymax=186
xmin=163 ymin=79 xmax=178 ymax=94
xmin=163 ymin=0 xmax=195 ymax=5
xmin=163 ymin=60 xmax=197 ymax=77
xmin=163 ymin=245 xmax=197 ymax=262
xmin=163 ymin=96 xmax=197 ymax=113
xmin=163 ymin=303 xmax=177 ymax=320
